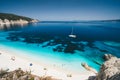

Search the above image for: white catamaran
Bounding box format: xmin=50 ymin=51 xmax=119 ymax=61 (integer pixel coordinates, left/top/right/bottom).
xmin=69 ymin=26 xmax=76 ymax=38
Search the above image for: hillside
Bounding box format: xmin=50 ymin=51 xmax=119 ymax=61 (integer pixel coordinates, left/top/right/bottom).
xmin=0 ymin=13 xmax=39 ymax=25
xmin=0 ymin=13 xmax=33 ymax=21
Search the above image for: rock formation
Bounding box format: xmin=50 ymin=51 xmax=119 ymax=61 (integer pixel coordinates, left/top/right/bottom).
xmin=81 ymin=63 xmax=97 ymax=74
xmin=0 ymin=19 xmax=38 ymax=25
xmin=0 ymin=68 xmax=56 ymax=80
xmin=0 ymin=13 xmax=39 ymax=26
xmin=103 ymin=54 xmax=115 ymax=60
xmin=95 ymin=54 xmax=120 ymax=80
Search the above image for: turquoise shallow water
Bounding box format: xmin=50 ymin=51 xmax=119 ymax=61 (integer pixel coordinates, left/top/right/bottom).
xmin=0 ymin=21 xmax=120 ymax=73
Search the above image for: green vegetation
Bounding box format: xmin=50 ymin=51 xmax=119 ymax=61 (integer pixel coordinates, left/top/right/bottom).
xmin=0 ymin=13 xmax=33 ymax=21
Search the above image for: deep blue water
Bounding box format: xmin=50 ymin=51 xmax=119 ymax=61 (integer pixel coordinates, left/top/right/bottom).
xmin=0 ymin=21 xmax=120 ymax=73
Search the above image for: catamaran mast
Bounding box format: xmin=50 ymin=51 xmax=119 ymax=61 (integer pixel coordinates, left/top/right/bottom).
xmin=71 ymin=26 xmax=73 ymax=34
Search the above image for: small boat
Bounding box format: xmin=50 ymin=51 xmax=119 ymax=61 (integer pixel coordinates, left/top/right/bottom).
xmin=69 ymin=34 xmax=76 ymax=38
xmin=69 ymin=26 xmax=76 ymax=38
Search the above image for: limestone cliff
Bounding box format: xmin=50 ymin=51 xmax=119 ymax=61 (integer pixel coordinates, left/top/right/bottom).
xmin=0 ymin=13 xmax=39 ymax=25
xmin=95 ymin=54 xmax=120 ymax=80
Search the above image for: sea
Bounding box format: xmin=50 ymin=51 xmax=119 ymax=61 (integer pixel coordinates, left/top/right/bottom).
xmin=0 ymin=21 xmax=120 ymax=74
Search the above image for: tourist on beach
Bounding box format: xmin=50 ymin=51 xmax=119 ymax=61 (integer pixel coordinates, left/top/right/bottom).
xmin=11 ymin=56 xmax=15 ymax=61
xmin=30 ymin=63 xmax=33 ymax=66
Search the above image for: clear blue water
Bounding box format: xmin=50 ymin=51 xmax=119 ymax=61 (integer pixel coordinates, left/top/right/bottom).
xmin=0 ymin=21 xmax=120 ymax=73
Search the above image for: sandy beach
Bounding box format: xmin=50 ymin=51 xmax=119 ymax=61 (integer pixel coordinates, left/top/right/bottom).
xmin=0 ymin=45 xmax=95 ymax=80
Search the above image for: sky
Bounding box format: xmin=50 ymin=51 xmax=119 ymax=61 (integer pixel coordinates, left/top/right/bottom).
xmin=0 ymin=0 xmax=120 ymax=21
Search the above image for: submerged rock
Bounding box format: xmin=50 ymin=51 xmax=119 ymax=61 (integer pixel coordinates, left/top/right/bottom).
xmin=81 ymin=63 xmax=97 ymax=74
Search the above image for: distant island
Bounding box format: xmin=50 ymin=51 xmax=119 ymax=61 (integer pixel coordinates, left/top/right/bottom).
xmin=92 ymin=19 xmax=120 ymax=22
xmin=0 ymin=13 xmax=39 ymax=25
xmin=40 ymin=19 xmax=120 ymax=23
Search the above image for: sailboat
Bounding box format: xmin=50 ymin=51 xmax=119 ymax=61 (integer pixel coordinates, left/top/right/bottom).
xmin=69 ymin=26 xmax=76 ymax=38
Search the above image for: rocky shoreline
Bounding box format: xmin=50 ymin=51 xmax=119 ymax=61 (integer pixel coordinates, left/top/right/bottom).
xmin=0 ymin=13 xmax=39 ymax=26
xmin=88 ymin=54 xmax=120 ymax=80
xmin=0 ymin=68 xmax=56 ymax=80
xmin=0 ymin=19 xmax=38 ymax=25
